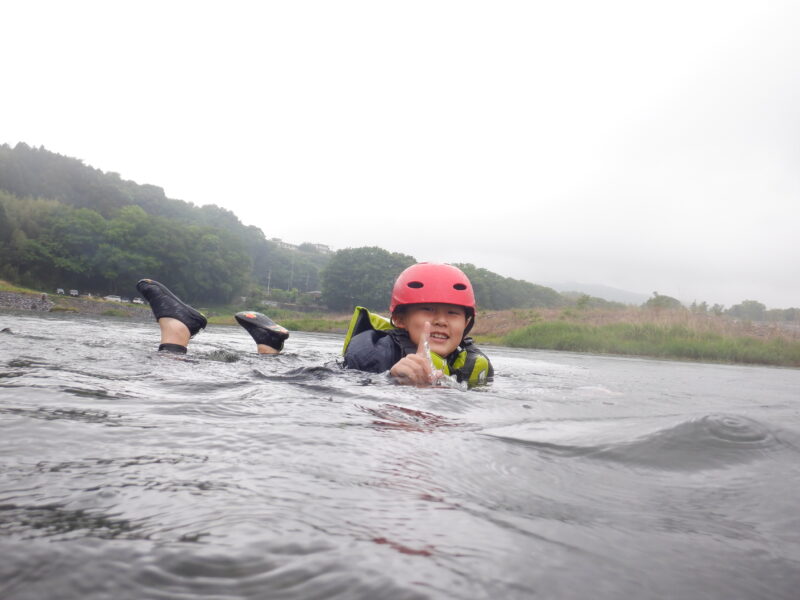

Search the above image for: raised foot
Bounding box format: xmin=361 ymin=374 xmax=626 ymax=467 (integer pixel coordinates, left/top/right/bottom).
xmin=136 ymin=279 xmax=207 ymax=337
xmin=235 ymin=311 xmax=289 ymax=351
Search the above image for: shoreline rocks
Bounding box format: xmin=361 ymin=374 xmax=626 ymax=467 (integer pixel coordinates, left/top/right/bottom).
xmin=0 ymin=291 xmax=151 ymax=321
xmin=0 ymin=291 xmax=54 ymax=312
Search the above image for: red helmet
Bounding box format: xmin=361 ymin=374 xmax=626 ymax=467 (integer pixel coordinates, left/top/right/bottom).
xmin=390 ymin=264 xmax=477 ymax=333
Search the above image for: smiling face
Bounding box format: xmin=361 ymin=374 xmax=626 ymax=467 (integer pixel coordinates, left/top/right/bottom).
xmin=392 ymin=303 xmax=470 ymax=357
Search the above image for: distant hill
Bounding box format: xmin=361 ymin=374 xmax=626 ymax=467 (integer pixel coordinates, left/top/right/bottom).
xmin=0 ymin=143 xmax=330 ymax=301
xmin=545 ymin=282 xmax=650 ymax=305
xmin=0 ymin=142 xmax=567 ymax=310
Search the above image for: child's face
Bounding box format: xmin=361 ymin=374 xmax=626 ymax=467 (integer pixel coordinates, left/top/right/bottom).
xmin=393 ymin=303 xmax=469 ymax=357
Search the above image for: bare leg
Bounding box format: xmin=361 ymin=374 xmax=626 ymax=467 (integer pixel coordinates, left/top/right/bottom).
xmin=136 ymin=279 xmax=207 ymax=354
xmin=158 ymin=317 xmax=191 ymax=347
xmin=256 ymin=344 xmax=280 ymax=355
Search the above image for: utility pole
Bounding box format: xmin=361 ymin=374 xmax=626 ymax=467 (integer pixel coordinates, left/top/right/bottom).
xmin=266 ymin=269 xmax=271 ymax=295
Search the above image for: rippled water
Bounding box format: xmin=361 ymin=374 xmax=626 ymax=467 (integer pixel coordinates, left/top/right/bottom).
xmin=1 ymin=311 xmax=799 ymax=599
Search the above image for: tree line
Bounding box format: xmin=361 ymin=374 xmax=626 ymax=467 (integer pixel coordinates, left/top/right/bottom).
xmin=644 ymin=293 xmax=799 ymax=323
xmin=0 ymin=143 xmax=578 ymax=312
xmin=0 ymin=144 xmax=325 ymax=303
xmin=5 ymin=142 xmax=793 ymax=318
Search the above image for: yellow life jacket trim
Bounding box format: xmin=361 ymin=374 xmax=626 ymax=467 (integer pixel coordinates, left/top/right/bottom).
xmin=468 ymin=354 xmax=490 ymax=386
xmin=428 ymin=351 xmax=451 ymax=377
xmin=342 ymin=306 xmax=393 ymax=355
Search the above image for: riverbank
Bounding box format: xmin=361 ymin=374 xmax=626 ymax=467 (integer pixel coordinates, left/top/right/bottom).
xmin=503 ymin=321 xmax=800 ymax=367
xmin=207 ymin=311 xmax=351 ymax=333
xmin=3 ymin=281 xmax=799 ymax=367
xmin=0 ymin=287 xmax=152 ymax=320
xmin=472 ymin=307 xmax=800 ymax=368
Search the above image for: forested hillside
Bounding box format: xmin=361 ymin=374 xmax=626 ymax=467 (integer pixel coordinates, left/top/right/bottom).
xmin=0 ymin=143 xmax=570 ymax=310
xmin=0 ymin=144 xmax=327 ymax=303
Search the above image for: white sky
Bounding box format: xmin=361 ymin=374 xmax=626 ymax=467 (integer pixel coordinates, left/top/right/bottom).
xmin=3 ymin=1 xmax=799 ymax=308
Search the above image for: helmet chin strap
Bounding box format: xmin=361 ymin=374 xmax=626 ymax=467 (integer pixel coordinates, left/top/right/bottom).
xmin=463 ymin=311 xmax=475 ymax=334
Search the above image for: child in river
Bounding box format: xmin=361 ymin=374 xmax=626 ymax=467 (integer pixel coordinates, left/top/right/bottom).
xmin=137 ymin=263 xmax=493 ymax=387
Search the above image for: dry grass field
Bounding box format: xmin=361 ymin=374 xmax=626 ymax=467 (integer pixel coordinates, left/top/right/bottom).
xmin=472 ymin=307 xmax=800 ymax=342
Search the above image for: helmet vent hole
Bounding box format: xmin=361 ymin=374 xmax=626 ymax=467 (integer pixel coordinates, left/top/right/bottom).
xmin=407 ymin=281 xmax=424 ymax=289
xmin=453 ymin=283 xmax=467 ymax=290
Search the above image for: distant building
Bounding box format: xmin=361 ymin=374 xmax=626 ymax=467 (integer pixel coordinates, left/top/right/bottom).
xmin=270 ymin=238 xmax=297 ymax=250
xmin=271 ymin=238 xmax=332 ymax=253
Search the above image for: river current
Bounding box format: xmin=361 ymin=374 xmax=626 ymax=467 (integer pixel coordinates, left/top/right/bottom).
xmin=1 ymin=311 xmax=799 ymax=599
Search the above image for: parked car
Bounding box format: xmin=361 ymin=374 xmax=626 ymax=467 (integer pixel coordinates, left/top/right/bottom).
xmin=132 ymin=297 xmax=144 ymax=304
xmin=56 ymin=288 xmax=65 ymax=295
xmin=69 ymin=289 xmax=79 ymax=297
xmin=120 ymin=297 xmax=131 ymax=303
xmin=103 ymin=295 xmax=122 ymax=302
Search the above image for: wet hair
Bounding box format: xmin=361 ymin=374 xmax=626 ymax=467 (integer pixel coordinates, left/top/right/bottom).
xmin=390 ymin=305 xmax=409 ymax=327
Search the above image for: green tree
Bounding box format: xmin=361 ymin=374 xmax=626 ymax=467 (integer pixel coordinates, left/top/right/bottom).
xmin=643 ymin=292 xmax=683 ymax=311
xmin=765 ymin=307 xmax=799 ymax=322
xmin=454 ymin=263 xmax=564 ymax=309
xmin=0 ymin=200 xmax=11 ymax=242
xmin=727 ymin=300 xmax=766 ymax=321
xmin=321 ymin=247 xmax=415 ymax=312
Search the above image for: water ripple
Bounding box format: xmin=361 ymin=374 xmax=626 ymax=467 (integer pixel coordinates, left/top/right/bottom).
xmin=485 ymin=414 xmax=797 ymax=471
xmin=3 ymin=312 xmax=800 ymax=599
xmin=0 ymin=502 xmax=142 ymax=540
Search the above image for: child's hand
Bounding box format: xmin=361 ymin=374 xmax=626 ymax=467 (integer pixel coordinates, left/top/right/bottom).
xmin=390 ymin=321 xmax=443 ymax=386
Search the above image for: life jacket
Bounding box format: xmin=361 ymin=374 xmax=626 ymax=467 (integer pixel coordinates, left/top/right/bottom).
xmin=341 ymin=306 xmax=493 ymax=387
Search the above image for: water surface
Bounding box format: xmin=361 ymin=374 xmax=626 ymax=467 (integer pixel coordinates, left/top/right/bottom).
xmin=1 ymin=311 xmax=799 ymax=599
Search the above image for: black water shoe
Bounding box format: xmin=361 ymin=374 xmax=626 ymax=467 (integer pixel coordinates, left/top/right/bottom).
xmin=235 ymin=311 xmax=289 ymax=351
xmin=136 ymin=279 xmax=207 ymax=337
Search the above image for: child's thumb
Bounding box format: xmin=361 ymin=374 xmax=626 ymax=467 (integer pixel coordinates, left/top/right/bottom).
xmin=417 ymin=321 xmax=431 ymax=356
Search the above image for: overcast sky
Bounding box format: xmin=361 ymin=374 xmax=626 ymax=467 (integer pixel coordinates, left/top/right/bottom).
xmin=3 ymin=1 xmax=799 ymax=308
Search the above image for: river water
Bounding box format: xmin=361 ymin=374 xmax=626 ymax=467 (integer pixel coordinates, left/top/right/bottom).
xmin=1 ymin=311 xmax=799 ymax=599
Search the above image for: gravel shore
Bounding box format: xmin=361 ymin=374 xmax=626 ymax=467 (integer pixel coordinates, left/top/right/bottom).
xmin=0 ymin=291 xmax=152 ymax=320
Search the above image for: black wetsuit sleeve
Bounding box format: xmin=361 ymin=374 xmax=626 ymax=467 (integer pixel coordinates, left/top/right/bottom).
xmin=342 ymin=330 xmax=401 ymax=374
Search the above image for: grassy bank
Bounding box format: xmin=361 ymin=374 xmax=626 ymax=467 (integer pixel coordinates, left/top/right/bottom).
xmin=0 ymin=279 xmax=152 ymax=318
xmin=0 ymin=280 xmax=38 ymax=293
xmin=206 ymin=308 xmax=350 ymax=333
xmin=5 ymin=278 xmax=798 ymax=367
xmin=501 ymin=321 xmax=800 ymax=367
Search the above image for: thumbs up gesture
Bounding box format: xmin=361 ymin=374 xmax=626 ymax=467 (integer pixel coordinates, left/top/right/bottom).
xmin=390 ymin=321 xmax=443 ymax=386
